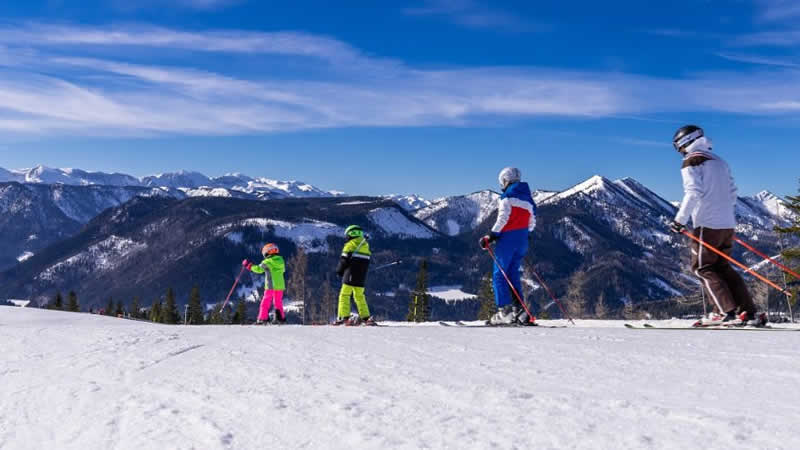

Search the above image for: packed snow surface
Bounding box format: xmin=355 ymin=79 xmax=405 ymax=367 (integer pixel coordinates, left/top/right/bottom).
xmin=2 ymin=308 xmax=800 ymax=450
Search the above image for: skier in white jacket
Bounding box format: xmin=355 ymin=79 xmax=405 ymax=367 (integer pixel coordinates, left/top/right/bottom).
xmin=669 ymin=125 xmax=763 ymax=326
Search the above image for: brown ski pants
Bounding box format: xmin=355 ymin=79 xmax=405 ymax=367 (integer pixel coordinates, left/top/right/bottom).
xmin=690 ymin=227 xmax=755 ymax=315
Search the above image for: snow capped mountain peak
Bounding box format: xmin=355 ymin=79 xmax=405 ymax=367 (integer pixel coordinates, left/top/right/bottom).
xmin=8 ymin=165 xmax=143 ymax=187
xmin=738 ymin=190 xmax=795 ymax=223
xmin=385 ymin=194 xmax=432 ymax=211
xmin=543 ymin=175 xmax=615 ymax=204
xmin=142 ymin=171 xmax=211 ymax=189
xmin=0 ymin=167 xmax=18 ymax=182
xmin=0 ymin=165 xmax=342 ymax=202
xmin=612 ymin=177 xmax=676 ymax=214
xmin=754 ymin=190 xmax=779 ymax=203
xmin=412 ymin=189 xmax=500 ymax=236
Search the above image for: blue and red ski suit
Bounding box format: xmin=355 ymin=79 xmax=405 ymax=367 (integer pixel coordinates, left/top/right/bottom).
xmin=490 ymin=182 xmax=537 ymax=308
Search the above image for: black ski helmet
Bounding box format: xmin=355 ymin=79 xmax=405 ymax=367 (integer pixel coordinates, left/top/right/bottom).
xmin=672 ymin=125 xmax=704 ymax=153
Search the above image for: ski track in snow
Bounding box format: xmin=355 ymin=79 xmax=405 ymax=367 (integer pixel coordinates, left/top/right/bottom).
xmin=2 ymin=308 xmax=800 ymax=450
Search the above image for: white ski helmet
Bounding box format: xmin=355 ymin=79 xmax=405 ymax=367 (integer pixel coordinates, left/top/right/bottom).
xmin=498 ymin=167 xmax=521 ymax=190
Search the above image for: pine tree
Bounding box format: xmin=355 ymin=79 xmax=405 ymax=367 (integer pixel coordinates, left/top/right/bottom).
xmin=114 ymin=299 xmax=124 ymax=317
xmin=320 ymin=275 xmax=335 ymax=324
xmin=207 ymin=303 xmax=225 ymax=324
xmin=187 ymin=286 xmax=205 ymax=325
xmin=594 ymin=293 xmax=608 ymax=319
xmin=67 ymin=291 xmax=79 ymax=312
xmin=130 ymin=297 xmax=141 ymax=319
xmin=162 ymin=288 xmax=178 ymax=324
xmin=477 ymin=272 xmax=496 ymax=321
xmin=233 ymin=298 xmax=247 ymax=324
xmin=776 ymin=184 xmax=800 ymax=318
xmin=566 ymin=270 xmax=589 ymax=319
xmin=407 ymin=260 xmax=430 ymax=322
xmin=150 ymin=299 xmax=162 ymax=323
xmin=288 ymin=248 xmax=308 ymax=324
xmin=105 ymin=297 xmax=114 ymax=316
xmin=51 ymin=292 xmax=63 ymax=310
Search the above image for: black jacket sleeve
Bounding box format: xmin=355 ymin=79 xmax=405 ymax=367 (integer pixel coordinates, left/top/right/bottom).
xmin=336 ymin=255 xmax=349 ymax=277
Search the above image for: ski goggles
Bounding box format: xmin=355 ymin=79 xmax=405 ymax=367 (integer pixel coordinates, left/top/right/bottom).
xmin=673 ymin=129 xmax=703 ymax=152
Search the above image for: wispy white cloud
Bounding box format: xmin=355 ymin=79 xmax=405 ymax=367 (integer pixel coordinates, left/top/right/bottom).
xmin=612 ymin=138 xmax=667 ymax=148
xmin=0 ymin=23 xmax=364 ymax=62
xmin=0 ymin=23 xmax=799 ymax=136
xmin=111 ymin=0 xmax=245 ymax=12
xmin=645 ymin=29 xmax=720 ymax=39
xmin=716 ymin=52 xmax=800 ymax=67
xmin=755 ymin=0 xmax=800 ymax=22
xmin=403 ymin=0 xmax=542 ymax=31
xmin=179 ymin=0 xmax=242 ymax=9
xmin=734 ymin=29 xmax=800 ymax=46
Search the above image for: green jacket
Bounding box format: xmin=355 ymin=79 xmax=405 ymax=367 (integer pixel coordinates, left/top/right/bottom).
xmin=249 ymin=255 xmax=286 ymax=291
xmin=336 ymin=237 xmax=371 ymax=287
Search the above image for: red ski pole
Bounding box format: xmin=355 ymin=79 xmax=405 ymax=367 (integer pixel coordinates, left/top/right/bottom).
xmin=733 ymin=236 xmax=800 ymax=281
xmin=681 ymin=231 xmax=793 ymax=298
xmin=530 ymin=267 xmax=575 ymax=325
xmin=220 ymin=266 xmax=246 ymax=313
xmin=485 ymin=246 xmax=536 ymax=324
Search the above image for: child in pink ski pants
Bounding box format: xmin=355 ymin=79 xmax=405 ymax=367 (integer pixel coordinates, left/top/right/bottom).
xmin=258 ymin=290 xmax=284 ymax=322
xmin=243 ymin=243 xmax=287 ymax=323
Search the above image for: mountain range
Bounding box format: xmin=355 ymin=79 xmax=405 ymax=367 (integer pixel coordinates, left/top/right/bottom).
xmin=0 ymin=165 xmax=343 ymax=199
xmin=0 ymin=164 xmax=795 ymax=320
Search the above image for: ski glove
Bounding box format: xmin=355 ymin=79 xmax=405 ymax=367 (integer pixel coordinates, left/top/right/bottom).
xmin=242 ymin=259 xmax=253 ymax=270
xmin=479 ymin=234 xmax=498 ymax=250
xmin=669 ymin=221 xmax=686 ymax=234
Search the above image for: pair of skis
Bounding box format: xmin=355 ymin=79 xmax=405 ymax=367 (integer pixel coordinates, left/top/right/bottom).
xmin=624 ymin=323 xmax=799 ymax=332
xmin=438 ymin=321 xmax=567 ymax=328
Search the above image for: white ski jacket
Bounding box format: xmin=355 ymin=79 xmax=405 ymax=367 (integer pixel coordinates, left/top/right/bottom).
xmin=674 ymin=139 xmax=738 ymax=230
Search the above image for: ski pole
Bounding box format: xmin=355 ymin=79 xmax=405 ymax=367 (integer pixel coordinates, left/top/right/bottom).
xmin=681 ymin=230 xmax=793 ymax=298
xmin=373 ymin=260 xmax=403 ymax=271
xmin=733 ymin=236 xmax=800 ymax=281
xmin=220 ymin=266 xmax=246 ymax=313
xmin=530 ymin=267 xmax=575 ymax=325
xmin=485 ymin=246 xmax=536 ymax=324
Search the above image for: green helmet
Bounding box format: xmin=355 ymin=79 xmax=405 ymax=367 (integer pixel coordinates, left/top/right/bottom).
xmin=345 ymin=225 xmax=364 ymax=239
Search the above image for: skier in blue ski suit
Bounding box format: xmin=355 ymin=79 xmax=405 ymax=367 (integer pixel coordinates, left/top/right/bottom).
xmin=480 ymin=167 xmax=536 ymax=325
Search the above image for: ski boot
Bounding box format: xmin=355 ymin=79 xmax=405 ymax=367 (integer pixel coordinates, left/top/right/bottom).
xmin=271 ymin=313 xmax=287 ymax=325
xmin=741 ymin=311 xmax=768 ymax=327
xmin=489 ymin=305 xmax=518 ymax=326
xmin=693 ymin=312 xmax=724 ymax=327
xmin=360 ymin=316 xmax=378 ymax=326
xmin=721 ymin=311 xmax=742 ymax=326
xmin=332 ymin=317 xmax=350 ymax=326
xmin=515 ymin=309 xmax=537 ymax=326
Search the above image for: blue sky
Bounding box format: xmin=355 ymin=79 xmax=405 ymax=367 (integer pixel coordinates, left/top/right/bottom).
xmin=0 ymin=0 xmax=799 ymax=199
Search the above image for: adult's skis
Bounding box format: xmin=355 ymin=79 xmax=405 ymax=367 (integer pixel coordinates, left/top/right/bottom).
xmin=624 ymin=323 xmax=799 ymax=332
xmin=438 ymin=321 xmax=567 ymax=329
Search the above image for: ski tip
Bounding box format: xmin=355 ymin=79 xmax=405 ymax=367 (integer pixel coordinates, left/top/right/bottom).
xmin=624 ymin=323 xmax=636 ymax=329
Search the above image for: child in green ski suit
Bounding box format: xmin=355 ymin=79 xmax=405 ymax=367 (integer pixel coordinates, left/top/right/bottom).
xmin=335 ymin=225 xmax=375 ymax=325
xmin=243 ymin=243 xmax=286 ymax=324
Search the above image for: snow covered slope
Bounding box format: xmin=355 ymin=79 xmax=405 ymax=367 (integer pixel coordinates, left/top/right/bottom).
xmin=2 ymin=308 xmax=800 ymax=450
xmin=218 ymin=218 xmax=344 ymax=253
xmin=368 ymin=207 xmax=436 ymax=239
xmin=413 ymin=190 xmax=500 ymax=236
